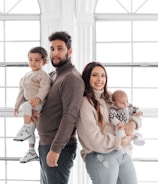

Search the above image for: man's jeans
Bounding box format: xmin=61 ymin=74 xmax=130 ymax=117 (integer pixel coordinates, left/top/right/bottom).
xmin=85 ymin=150 xmax=137 ymax=184
xmin=38 ymin=142 xmax=77 ymax=184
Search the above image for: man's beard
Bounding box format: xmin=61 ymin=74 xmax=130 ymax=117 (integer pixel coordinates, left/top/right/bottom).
xmin=51 ymin=53 xmax=69 ymax=67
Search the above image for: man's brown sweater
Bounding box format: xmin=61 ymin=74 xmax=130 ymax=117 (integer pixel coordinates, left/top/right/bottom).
xmin=36 ymin=61 xmax=84 ymax=153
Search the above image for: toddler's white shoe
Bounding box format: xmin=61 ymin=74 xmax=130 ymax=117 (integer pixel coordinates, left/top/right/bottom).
xmin=13 ymin=126 xmax=31 ymax=141
xmin=19 ymin=150 xmax=38 ymax=163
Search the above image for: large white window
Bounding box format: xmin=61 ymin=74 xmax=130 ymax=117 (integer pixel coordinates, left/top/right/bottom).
xmin=0 ymin=0 xmax=41 ymax=183
xmin=95 ymin=0 xmax=158 ymax=183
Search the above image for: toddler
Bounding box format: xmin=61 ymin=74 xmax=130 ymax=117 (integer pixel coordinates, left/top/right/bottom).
xmin=13 ymin=46 xmax=51 ymax=163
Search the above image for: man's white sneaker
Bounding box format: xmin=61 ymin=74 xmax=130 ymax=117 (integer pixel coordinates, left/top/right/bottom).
xmin=13 ymin=126 xmax=31 ymax=141
xmin=19 ymin=150 xmax=38 ymax=163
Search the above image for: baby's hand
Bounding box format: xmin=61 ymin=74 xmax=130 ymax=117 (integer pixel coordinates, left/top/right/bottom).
xmin=30 ymin=97 xmax=41 ymax=107
xmin=117 ymin=122 xmax=125 ymax=130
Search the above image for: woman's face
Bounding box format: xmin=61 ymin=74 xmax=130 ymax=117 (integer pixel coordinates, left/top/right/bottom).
xmin=90 ymin=66 xmax=106 ymax=91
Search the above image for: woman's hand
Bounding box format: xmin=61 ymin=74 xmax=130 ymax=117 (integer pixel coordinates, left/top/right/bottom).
xmin=125 ymin=120 xmax=136 ymax=136
xmin=121 ymin=135 xmax=133 ymax=147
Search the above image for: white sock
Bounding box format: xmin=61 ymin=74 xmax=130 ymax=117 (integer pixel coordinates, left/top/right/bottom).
xmin=24 ymin=123 xmax=31 ymax=128
xmin=29 ymin=147 xmax=35 ymax=152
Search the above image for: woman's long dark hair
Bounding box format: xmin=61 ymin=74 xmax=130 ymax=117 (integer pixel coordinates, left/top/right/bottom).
xmin=82 ymin=62 xmax=111 ymax=131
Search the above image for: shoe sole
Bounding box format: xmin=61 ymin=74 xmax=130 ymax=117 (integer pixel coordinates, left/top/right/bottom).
xmin=133 ymin=140 xmax=145 ymax=146
xmin=20 ymin=157 xmax=39 ymax=163
xmin=13 ymin=135 xmax=31 ymax=141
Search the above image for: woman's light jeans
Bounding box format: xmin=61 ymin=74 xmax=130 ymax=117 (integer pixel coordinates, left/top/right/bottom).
xmin=85 ymin=150 xmax=137 ymax=184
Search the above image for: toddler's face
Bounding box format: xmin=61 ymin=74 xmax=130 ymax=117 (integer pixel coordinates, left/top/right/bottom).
xmin=28 ymin=53 xmax=46 ymax=71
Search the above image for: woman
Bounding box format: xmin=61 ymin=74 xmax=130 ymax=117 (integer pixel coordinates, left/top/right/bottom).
xmin=77 ymin=62 xmax=141 ymax=184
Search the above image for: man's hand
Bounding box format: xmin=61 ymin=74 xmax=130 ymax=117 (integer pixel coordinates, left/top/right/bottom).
xmin=125 ymin=120 xmax=136 ymax=136
xmin=46 ymin=150 xmax=60 ymax=167
xmin=31 ymin=110 xmax=41 ymax=123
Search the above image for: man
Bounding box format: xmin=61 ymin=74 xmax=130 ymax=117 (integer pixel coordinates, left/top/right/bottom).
xmin=36 ymin=31 xmax=84 ymax=184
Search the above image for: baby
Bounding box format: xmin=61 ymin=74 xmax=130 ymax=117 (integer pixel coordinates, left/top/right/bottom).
xmin=109 ymin=90 xmax=145 ymax=146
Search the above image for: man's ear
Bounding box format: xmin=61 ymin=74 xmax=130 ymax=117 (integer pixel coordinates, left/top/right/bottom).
xmin=68 ymin=48 xmax=72 ymax=57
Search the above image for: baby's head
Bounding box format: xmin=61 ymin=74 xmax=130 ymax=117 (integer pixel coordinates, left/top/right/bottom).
xmin=28 ymin=46 xmax=48 ymax=71
xmin=112 ymin=90 xmax=129 ymax=109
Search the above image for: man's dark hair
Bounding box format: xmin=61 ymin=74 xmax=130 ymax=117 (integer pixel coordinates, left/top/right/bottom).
xmin=48 ymin=31 xmax=72 ymax=49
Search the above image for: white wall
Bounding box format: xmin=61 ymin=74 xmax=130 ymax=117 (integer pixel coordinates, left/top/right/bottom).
xmin=37 ymin=1 xmax=98 ymax=183
xmin=38 ymin=0 xmax=98 ymax=71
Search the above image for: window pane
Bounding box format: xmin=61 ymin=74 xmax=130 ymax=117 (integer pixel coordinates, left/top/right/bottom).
xmin=133 ymin=67 xmax=158 ymax=87
xmin=0 ymin=139 xmax=5 ymax=157
xmin=6 ymin=138 xmax=30 ymax=157
xmin=0 ymin=118 xmax=4 ymax=136
xmin=95 ymin=0 xmax=158 ymax=14
xmin=0 ymin=89 xmax=5 ymax=107
xmin=96 ymin=22 xmax=131 ymax=42
xmin=6 ymin=117 xmax=22 ymax=137
xmin=96 ymin=43 xmax=131 ymax=63
xmin=95 ymin=0 xmax=127 ymax=13
xmin=6 ymin=137 xmax=39 ymax=157
xmin=6 ymin=88 xmax=19 ymax=107
xmin=0 ymin=67 xmax=5 ymax=86
xmin=7 ymin=161 xmax=40 ymax=180
xmin=133 ymin=43 xmax=158 ymax=63
xmin=5 ymin=0 xmax=40 ymax=14
xmin=0 ymin=161 xmax=5 ymax=179
xmin=8 ymin=182 xmax=40 ymax=184
xmin=0 ymin=43 xmax=4 ymax=62
xmin=106 ymin=67 xmax=132 ymax=87
xmin=134 ymin=21 xmax=158 ymax=41
xmin=133 ymin=121 xmax=158 ymax=158
xmin=138 ymin=118 xmax=158 ymax=138
xmin=134 ymin=162 xmax=158 ymax=182
xmin=137 ymin=0 xmax=158 ymax=14
xmin=0 ymin=21 xmax=3 ymax=40
xmin=5 ymin=21 xmax=40 ymax=41
xmin=6 ymin=67 xmax=30 ymax=86
xmin=133 ymin=89 xmax=158 ymax=108
xmin=5 ymin=42 xmax=40 ymax=62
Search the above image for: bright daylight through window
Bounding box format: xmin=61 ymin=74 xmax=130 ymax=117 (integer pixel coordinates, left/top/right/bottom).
xmin=0 ymin=0 xmax=158 ymax=184
xmin=95 ymin=0 xmax=158 ymax=183
xmin=0 ymin=0 xmax=41 ymax=183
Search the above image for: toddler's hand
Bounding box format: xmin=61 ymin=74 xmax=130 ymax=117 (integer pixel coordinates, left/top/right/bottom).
xmin=117 ymin=122 xmax=125 ymax=130
xmin=14 ymin=109 xmax=19 ymax=116
xmin=30 ymin=97 xmax=41 ymax=107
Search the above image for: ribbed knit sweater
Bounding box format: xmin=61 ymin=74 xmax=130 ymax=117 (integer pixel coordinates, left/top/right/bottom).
xmin=14 ymin=69 xmax=51 ymax=109
xmin=77 ymin=90 xmax=142 ymax=160
xmin=36 ymin=61 xmax=84 ymax=153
